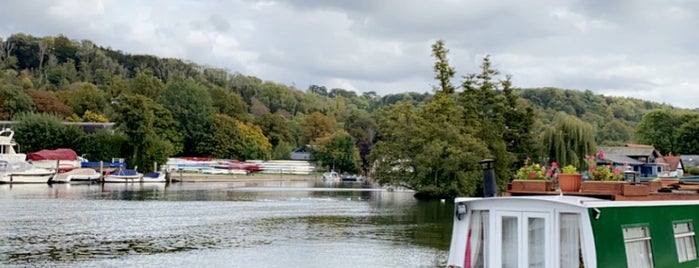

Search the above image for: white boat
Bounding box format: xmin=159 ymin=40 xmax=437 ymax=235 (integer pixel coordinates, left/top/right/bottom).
xmin=103 ymin=169 xmax=143 ymax=183
xmin=51 ymin=168 xmax=101 ymax=183
xmin=0 ymin=160 xmax=55 ymax=184
xmin=27 ymin=148 xmax=84 ymax=171
xmin=0 ymin=128 xmax=27 ymax=162
xmin=322 ymin=171 xmax=340 ymax=182
xmin=142 ymin=171 xmax=166 ymax=183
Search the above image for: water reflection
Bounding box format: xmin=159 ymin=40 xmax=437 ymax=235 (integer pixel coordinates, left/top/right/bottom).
xmin=0 ymin=181 xmax=451 ymax=267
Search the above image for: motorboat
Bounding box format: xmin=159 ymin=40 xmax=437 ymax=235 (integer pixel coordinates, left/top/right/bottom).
xmin=51 ymin=168 xmax=101 ymax=183
xmin=142 ymin=171 xmax=166 ymax=183
xmin=27 ymin=148 xmax=84 ymax=172
xmin=322 ymin=171 xmax=340 ymax=182
xmin=0 ymin=128 xmax=27 ymax=162
xmin=0 ymin=160 xmax=55 ymax=184
xmin=103 ymin=169 xmax=143 ymax=183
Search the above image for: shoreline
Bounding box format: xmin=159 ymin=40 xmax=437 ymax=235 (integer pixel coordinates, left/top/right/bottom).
xmin=167 ymin=172 xmax=322 ymax=183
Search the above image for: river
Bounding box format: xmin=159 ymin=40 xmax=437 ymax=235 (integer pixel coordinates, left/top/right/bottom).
xmin=0 ymin=180 xmax=453 ymax=267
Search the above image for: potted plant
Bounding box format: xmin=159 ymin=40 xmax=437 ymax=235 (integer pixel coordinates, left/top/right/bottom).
xmin=580 ymin=153 xmax=628 ymax=195
xmin=510 ymin=158 xmax=554 ymax=192
xmin=558 ymin=164 xmax=582 ymax=192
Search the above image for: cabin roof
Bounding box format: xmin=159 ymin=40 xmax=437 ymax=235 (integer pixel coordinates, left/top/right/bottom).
xmin=457 ymin=195 xmax=699 ymax=209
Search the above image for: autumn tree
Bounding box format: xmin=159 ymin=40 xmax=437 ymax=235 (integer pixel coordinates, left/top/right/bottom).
xmin=24 ymin=88 xmax=73 ymax=117
xmin=300 ymin=112 xmax=334 ymax=145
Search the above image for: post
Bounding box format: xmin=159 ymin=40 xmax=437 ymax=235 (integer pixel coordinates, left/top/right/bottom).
xmin=479 ymin=159 xmax=497 ymax=197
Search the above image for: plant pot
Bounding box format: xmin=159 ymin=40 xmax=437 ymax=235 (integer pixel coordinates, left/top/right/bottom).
xmin=558 ymin=174 xmax=582 ymax=192
xmin=509 ymin=180 xmax=554 ymax=192
xmin=580 ymin=181 xmax=625 ymax=195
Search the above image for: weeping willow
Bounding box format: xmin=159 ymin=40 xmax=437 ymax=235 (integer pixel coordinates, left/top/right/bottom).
xmin=542 ymin=113 xmax=596 ymax=169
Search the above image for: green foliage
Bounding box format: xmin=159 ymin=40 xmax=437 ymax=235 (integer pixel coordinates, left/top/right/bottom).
xmin=113 ymin=94 xmax=181 ymax=171
xmin=542 ymin=113 xmax=596 ymax=169
xmin=160 ymin=78 xmax=213 ymax=156
xmin=635 ymin=109 xmax=680 ymax=155
xmin=79 ymin=130 xmax=127 ymax=161
xmin=560 ymin=165 xmax=577 ymax=174
xmin=129 ymin=71 xmax=164 ymax=99
xmin=254 ymin=114 xmax=294 ymax=147
xmin=686 ymin=166 xmax=699 ymax=175
xmin=300 ymin=112 xmax=334 ymax=145
xmin=515 ymin=160 xmax=548 ymax=180
xmin=13 ymin=113 xmax=85 ymax=153
xmin=311 ymin=130 xmax=360 ymax=173
xmin=431 ymin=40 xmax=455 ymax=94
xmin=58 ymin=82 xmax=107 ymax=117
xmin=1 ymin=84 xmax=35 ymax=120
xmin=199 ymin=114 xmax=245 ymax=159
xmin=272 ymin=141 xmax=294 ymax=160
xmin=236 ymin=120 xmax=272 ymax=160
xmin=209 ymin=86 xmax=248 ymax=121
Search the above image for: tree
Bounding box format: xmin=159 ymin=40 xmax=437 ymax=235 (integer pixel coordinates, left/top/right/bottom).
xmin=236 ymin=120 xmax=272 ymax=160
xmin=0 ymin=84 xmax=35 ymax=119
xmin=199 ymin=114 xmax=245 ymax=159
xmin=254 ymin=114 xmax=294 ymax=147
xmin=24 ymin=88 xmax=74 ymax=117
xmin=13 ymin=113 xmax=84 ymax=153
xmin=431 ymin=40 xmax=456 ymax=94
xmin=676 ymin=115 xmax=699 ymax=154
xmin=79 ymin=129 xmax=127 ymax=162
xmin=311 ymin=130 xmax=360 ymax=173
xmin=209 ymin=86 xmax=248 ymax=121
xmin=113 ymin=94 xmax=182 ymax=171
xmin=542 ymin=113 xmax=596 ymax=169
xmin=56 ymin=82 xmax=107 ymax=117
xmin=129 ymin=71 xmax=165 ymax=99
xmin=300 ymin=112 xmax=334 ymax=145
xmin=160 ymin=78 xmax=214 ymax=156
xmin=635 ymin=109 xmax=681 ymax=155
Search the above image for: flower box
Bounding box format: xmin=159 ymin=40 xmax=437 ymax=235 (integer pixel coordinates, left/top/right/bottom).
xmin=509 ymin=180 xmax=554 ymax=192
xmin=580 ymin=181 xmax=625 ymax=195
xmin=622 ymin=183 xmax=650 ymax=197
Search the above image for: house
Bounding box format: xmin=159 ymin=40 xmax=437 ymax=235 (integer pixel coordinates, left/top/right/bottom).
xmin=290 ymin=145 xmax=312 ymax=160
xmin=656 ymin=155 xmax=683 ymax=178
xmin=597 ymin=144 xmax=664 ymax=178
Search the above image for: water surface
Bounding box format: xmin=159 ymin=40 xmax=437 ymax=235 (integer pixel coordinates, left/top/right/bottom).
xmin=0 ymin=181 xmax=453 ymax=267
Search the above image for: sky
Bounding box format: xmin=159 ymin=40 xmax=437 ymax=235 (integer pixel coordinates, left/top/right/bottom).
xmin=1 ymin=0 xmax=698 ymax=108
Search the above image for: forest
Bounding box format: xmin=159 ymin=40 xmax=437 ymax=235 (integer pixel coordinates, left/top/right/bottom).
xmin=1 ymin=33 xmax=698 ymax=198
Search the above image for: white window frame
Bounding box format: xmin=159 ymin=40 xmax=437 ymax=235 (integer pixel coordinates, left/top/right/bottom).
xmin=622 ymin=225 xmax=654 ymax=268
xmin=673 ymin=220 xmax=697 ymax=263
xmin=492 ymin=211 xmax=552 ymax=268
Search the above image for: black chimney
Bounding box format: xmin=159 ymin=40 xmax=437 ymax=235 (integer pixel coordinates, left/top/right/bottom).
xmin=479 ymin=159 xmax=497 ymax=197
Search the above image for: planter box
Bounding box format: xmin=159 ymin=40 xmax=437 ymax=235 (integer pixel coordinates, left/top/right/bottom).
xmin=646 ymin=180 xmax=662 ymax=193
xmin=510 ymin=180 xmax=554 ymax=192
xmin=622 ymin=183 xmax=650 ymax=197
xmin=580 ymin=181 xmax=625 ymax=195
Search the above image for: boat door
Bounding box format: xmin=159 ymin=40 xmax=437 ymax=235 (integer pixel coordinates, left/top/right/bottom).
xmin=492 ymin=211 xmax=553 ymax=268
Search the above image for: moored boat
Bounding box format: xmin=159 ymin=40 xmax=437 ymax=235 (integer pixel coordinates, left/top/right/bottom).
xmin=103 ymin=169 xmax=143 ymax=183
xmin=142 ymin=171 xmax=166 ymax=183
xmin=0 ymin=160 xmax=55 ymax=184
xmin=446 ymin=160 xmax=699 ymax=268
xmin=51 ymin=168 xmax=101 ymax=183
xmin=0 ymin=128 xmax=27 ymax=162
xmin=27 ymin=148 xmax=83 ymax=172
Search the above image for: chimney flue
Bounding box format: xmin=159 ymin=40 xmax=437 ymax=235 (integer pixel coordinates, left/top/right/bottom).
xmin=479 ymin=159 xmax=497 ymax=197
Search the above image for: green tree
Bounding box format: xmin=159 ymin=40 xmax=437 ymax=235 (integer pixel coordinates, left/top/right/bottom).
xmin=160 ymin=78 xmax=214 ymax=156
xmin=236 ymin=120 xmax=272 ymax=160
xmin=57 ymin=82 xmax=107 ymax=117
xmin=542 ymin=113 xmax=596 ymax=169
xmin=199 ymin=114 xmax=245 ymax=159
xmin=13 ymin=113 xmax=84 ymax=153
xmin=676 ymin=116 xmax=699 ymax=154
xmin=78 ymin=129 xmax=127 ymax=161
xmin=254 ymin=114 xmax=294 ymax=147
xmin=113 ymin=94 xmax=181 ymax=171
xmin=129 ymin=71 xmax=165 ymax=99
xmin=311 ymin=130 xmax=360 ymax=173
xmin=635 ymin=109 xmax=680 ymax=155
xmin=1 ymin=84 xmax=35 ymax=119
xmin=431 ymin=40 xmax=455 ymax=94
xmin=209 ymin=86 xmax=248 ymax=121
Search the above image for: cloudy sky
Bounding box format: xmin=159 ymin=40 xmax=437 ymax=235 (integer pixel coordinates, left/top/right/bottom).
xmin=1 ymin=0 xmax=698 ymax=107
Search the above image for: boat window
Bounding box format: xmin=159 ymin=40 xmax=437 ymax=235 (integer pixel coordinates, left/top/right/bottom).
xmin=673 ymin=221 xmax=697 ymax=263
xmin=622 ymin=225 xmax=654 ymax=268
xmin=528 ymin=217 xmax=545 ymax=268
xmin=559 ymin=213 xmax=582 ymax=268
xmin=501 ymin=216 xmax=519 ymax=268
xmin=465 ymin=210 xmax=488 ymax=268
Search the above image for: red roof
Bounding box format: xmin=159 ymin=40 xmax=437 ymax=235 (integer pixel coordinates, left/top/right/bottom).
xmin=27 ymin=149 xmax=78 ymax=161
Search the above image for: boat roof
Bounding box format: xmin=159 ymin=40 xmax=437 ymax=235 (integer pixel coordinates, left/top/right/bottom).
xmin=456 ymin=195 xmax=699 ymax=208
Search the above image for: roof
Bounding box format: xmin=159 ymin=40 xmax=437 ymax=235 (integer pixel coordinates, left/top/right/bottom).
xmin=661 ymin=156 xmax=682 ymax=170
xmin=598 ymin=146 xmax=657 ymax=157
xmin=681 ymin=155 xmax=699 ymax=167
xmin=601 ymin=153 xmax=645 ymax=165
xmin=456 ymin=195 xmax=699 ymax=208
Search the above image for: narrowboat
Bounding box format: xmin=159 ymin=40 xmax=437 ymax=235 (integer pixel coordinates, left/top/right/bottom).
xmin=446 ymin=160 xmax=699 ymax=268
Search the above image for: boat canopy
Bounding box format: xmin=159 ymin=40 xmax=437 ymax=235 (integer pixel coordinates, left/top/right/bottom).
xmin=27 ymin=148 xmax=78 ymax=161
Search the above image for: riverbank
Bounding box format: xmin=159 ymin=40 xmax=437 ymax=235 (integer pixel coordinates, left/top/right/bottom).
xmin=167 ymin=172 xmax=321 ymax=182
